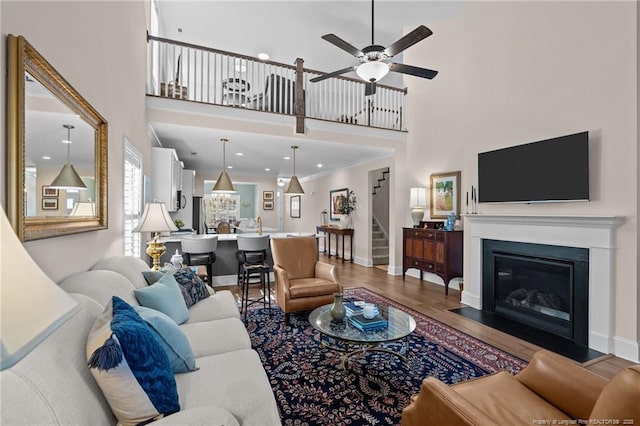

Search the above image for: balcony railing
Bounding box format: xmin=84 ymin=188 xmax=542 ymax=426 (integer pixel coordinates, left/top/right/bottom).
xmin=147 ymin=35 xmax=407 ymax=132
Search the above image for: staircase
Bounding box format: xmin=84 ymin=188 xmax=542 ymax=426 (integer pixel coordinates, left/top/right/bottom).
xmin=372 ymin=219 xmax=389 ymax=265
xmin=371 ymin=167 xmax=390 ymax=266
xmin=372 ymin=168 xmax=390 ymax=196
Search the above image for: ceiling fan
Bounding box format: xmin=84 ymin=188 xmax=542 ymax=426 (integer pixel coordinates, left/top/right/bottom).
xmin=310 ymin=0 xmax=438 ymax=96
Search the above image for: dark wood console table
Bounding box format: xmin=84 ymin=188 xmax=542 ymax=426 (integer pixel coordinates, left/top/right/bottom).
xmin=402 ymin=221 xmax=463 ymax=296
xmin=317 ymin=226 xmax=354 ymax=263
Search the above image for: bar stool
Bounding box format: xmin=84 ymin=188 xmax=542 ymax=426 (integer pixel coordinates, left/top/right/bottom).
xmin=236 ymin=234 xmax=271 ymax=321
xmin=180 ymin=235 xmax=218 ymax=285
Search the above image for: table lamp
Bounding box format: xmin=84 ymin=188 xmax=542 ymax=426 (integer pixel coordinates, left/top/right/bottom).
xmin=69 ymin=199 xmax=95 ymax=216
xmin=1 ymin=207 xmax=78 ymax=370
xmin=132 ymin=202 xmax=178 ymax=270
xmin=409 ymin=187 xmax=428 ymax=228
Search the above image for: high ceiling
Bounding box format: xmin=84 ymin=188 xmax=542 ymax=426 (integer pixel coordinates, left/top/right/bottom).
xmin=152 ymin=1 xmax=460 ymax=180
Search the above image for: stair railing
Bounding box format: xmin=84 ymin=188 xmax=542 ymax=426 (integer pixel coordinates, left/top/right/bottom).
xmin=147 ymin=35 xmax=408 ymax=132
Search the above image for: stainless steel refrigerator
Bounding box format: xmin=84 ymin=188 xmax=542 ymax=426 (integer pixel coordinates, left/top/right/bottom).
xmin=192 ymin=196 xmax=203 ymax=234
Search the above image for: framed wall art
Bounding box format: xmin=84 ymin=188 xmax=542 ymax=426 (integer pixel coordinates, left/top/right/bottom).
xmin=42 ymin=186 xmax=59 ymax=197
xmin=430 ymin=171 xmax=461 ymax=219
xmin=329 ymin=188 xmax=348 ymax=221
xmin=42 ymin=198 xmax=58 ymax=210
xmin=290 ymin=195 xmax=300 ymax=218
xmin=263 ymin=200 xmax=274 ymax=210
xmin=263 ymin=191 xmax=274 ymax=201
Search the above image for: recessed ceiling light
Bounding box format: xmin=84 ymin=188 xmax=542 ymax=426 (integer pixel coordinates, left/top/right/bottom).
xmin=265 ymin=168 xmax=270 ymax=171
xmin=62 ymin=139 xmax=72 ymax=144
xmin=227 ymin=165 xmax=233 ymax=169
xmin=190 ymin=152 xmax=197 ymax=156
xmin=235 ymin=152 xmax=243 ymax=156
xmin=283 ymin=156 xmax=290 ymax=160
xmin=277 ymin=180 xmax=285 ymax=187
xmin=178 ymin=28 xmax=183 ymax=33
xmin=317 ymin=163 xmax=323 ymax=168
xmin=42 ymin=156 xmax=51 ymax=160
xmin=257 ymin=52 xmax=269 ymax=61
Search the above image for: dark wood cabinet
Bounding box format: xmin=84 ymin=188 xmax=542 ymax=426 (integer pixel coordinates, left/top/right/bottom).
xmin=402 ymin=222 xmax=463 ymax=296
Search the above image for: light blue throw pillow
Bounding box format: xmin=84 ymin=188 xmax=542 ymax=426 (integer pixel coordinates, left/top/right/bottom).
xmin=141 ymin=264 xmax=178 ymax=285
xmin=134 ymin=272 xmax=190 ymax=325
xmin=134 ymin=306 xmax=198 ymax=374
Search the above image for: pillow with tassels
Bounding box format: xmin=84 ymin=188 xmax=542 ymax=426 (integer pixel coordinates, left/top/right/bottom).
xmin=87 ymin=296 xmax=180 ymax=426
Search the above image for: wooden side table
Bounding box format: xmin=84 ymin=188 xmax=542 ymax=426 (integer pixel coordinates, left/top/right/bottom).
xmin=317 ymin=226 xmax=354 ymax=263
xmin=402 ymin=221 xmax=463 ymax=296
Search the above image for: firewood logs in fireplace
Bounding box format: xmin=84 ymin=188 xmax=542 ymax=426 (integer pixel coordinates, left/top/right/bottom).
xmin=505 ymin=288 xmax=564 ymax=311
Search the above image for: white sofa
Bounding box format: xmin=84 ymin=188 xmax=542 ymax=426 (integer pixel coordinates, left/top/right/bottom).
xmin=0 ymin=255 xmax=281 ymax=426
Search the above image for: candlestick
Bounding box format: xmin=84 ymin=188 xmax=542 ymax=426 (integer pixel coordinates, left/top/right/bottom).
xmin=472 ymin=186 xmax=477 ymax=214
xmin=466 ymin=191 xmax=469 ymax=214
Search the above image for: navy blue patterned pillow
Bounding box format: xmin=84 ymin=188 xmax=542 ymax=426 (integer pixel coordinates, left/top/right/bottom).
xmin=173 ymin=267 xmax=211 ymax=307
xmin=87 ymin=296 xmax=180 ymax=424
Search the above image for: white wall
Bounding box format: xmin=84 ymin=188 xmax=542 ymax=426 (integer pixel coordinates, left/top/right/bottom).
xmin=0 ymin=1 xmax=151 ymax=282
xmin=286 ymin=155 xmax=393 ymax=265
xmin=403 ymin=1 xmax=638 ymax=359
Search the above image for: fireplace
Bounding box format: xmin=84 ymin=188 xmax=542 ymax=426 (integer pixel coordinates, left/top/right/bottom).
xmin=462 ymin=214 xmax=620 ymax=359
xmin=482 ymin=240 xmax=589 ymax=346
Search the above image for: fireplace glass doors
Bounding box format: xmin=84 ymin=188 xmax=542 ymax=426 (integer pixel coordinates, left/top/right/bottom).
xmin=482 ymin=240 xmax=589 ymax=346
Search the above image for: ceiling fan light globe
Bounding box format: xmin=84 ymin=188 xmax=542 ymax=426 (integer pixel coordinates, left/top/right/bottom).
xmin=356 ymin=61 xmax=389 ymax=83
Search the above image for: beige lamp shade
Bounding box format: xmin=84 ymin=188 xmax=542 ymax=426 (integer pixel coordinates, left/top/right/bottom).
xmin=212 ymin=170 xmax=236 ymax=193
xmin=132 ymin=202 xmax=178 ymax=234
xmin=409 ymin=187 xmax=428 ymax=208
xmin=0 ymin=207 xmax=79 ymax=370
xmin=284 ymin=145 xmax=304 ymax=194
xmin=49 ymin=124 xmax=87 ymax=190
xmin=49 ymin=163 xmax=87 ymax=190
xmin=284 ymin=176 xmax=305 ymax=195
xmin=133 ymin=203 xmax=178 ymax=270
xmin=70 ymin=200 xmax=95 ymax=216
xmin=212 ymin=138 xmax=236 ymax=193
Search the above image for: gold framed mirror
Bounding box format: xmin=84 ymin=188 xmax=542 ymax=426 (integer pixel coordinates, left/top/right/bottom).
xmin=7 ymin=35 xmax=108 ymax=241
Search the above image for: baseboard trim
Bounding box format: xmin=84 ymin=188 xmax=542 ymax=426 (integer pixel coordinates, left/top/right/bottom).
xmin=613 ymin=336 xmax=640 ymax=363
xmin=388 ymin=265 xmax=403 ymax=276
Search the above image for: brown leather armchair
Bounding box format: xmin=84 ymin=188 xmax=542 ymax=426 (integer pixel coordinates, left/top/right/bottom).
xmin=270 ymin=236 xmax=340 ymax=325
xmin=402 ymin=349 xmax=640 ymax=426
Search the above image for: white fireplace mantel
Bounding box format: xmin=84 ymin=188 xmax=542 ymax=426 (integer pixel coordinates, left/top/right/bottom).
xmin=463 ymin=214 xmax=620 ymax=355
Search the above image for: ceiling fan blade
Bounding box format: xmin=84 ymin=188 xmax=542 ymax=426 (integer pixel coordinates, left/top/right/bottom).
xmin=365 ymin=82 xmax=377 ymax=96
xmin=310 ymin=66 xmax=357 ymax=83
xmin=389 ymin=63 xmax=438 ymax=79
xmin=321 ymin=34 xmax=363 ymax=57
xmin=385 ymin=25 xmax=433 ymax=57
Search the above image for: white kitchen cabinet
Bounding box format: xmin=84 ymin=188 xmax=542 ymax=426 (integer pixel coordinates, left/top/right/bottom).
xmin=151 ymin=147 xmax=182 ymax=212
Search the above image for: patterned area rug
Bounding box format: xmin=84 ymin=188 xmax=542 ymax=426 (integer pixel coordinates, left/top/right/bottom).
xmin=245 ymin=287 xmax=527 ymax=425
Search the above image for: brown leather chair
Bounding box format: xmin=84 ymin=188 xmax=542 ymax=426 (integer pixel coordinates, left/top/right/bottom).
xmin=270 ymin=236 xmax=340 ymax=325
xmin=401 ymin=349 xmax=640 ymax=426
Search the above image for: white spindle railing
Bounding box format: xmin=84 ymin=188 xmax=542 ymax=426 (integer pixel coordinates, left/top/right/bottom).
xmin=147 ymin=36 xmax=407 ymax=132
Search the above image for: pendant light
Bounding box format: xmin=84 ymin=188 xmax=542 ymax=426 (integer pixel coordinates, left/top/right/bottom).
xmin=49 ymin=124 xmax=87 ymax=190
xmin=212 ymin=138 xmax=236 ymax=193
xmin=284 ymin=145 xmax=304 ymax=194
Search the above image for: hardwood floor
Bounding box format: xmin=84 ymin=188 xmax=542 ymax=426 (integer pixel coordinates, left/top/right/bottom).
xmin=221 ymin=254 xmax=637 ymax=379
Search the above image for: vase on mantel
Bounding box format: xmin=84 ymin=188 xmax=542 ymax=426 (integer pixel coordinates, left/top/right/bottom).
xmin=329 ymin=292 xmax=346 ymax=322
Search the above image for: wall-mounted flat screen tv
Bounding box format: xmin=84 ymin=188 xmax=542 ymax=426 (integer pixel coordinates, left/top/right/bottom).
xmin=478 ymin=131 xmax=589 ymax=203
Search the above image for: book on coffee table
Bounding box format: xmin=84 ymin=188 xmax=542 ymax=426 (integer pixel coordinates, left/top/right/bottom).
xmin=348 ymin=314 xmax=388 ymax=331
xmin=344 ymin=302 xmax=379 ymax=317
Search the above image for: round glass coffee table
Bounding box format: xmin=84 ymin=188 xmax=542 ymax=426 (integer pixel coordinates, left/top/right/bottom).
xmin=309 ymin=304 xmax=416 ymax=369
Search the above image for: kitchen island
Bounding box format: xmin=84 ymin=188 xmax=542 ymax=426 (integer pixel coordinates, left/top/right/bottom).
xmin=158 ymin=232 xmax=318 ymax=286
